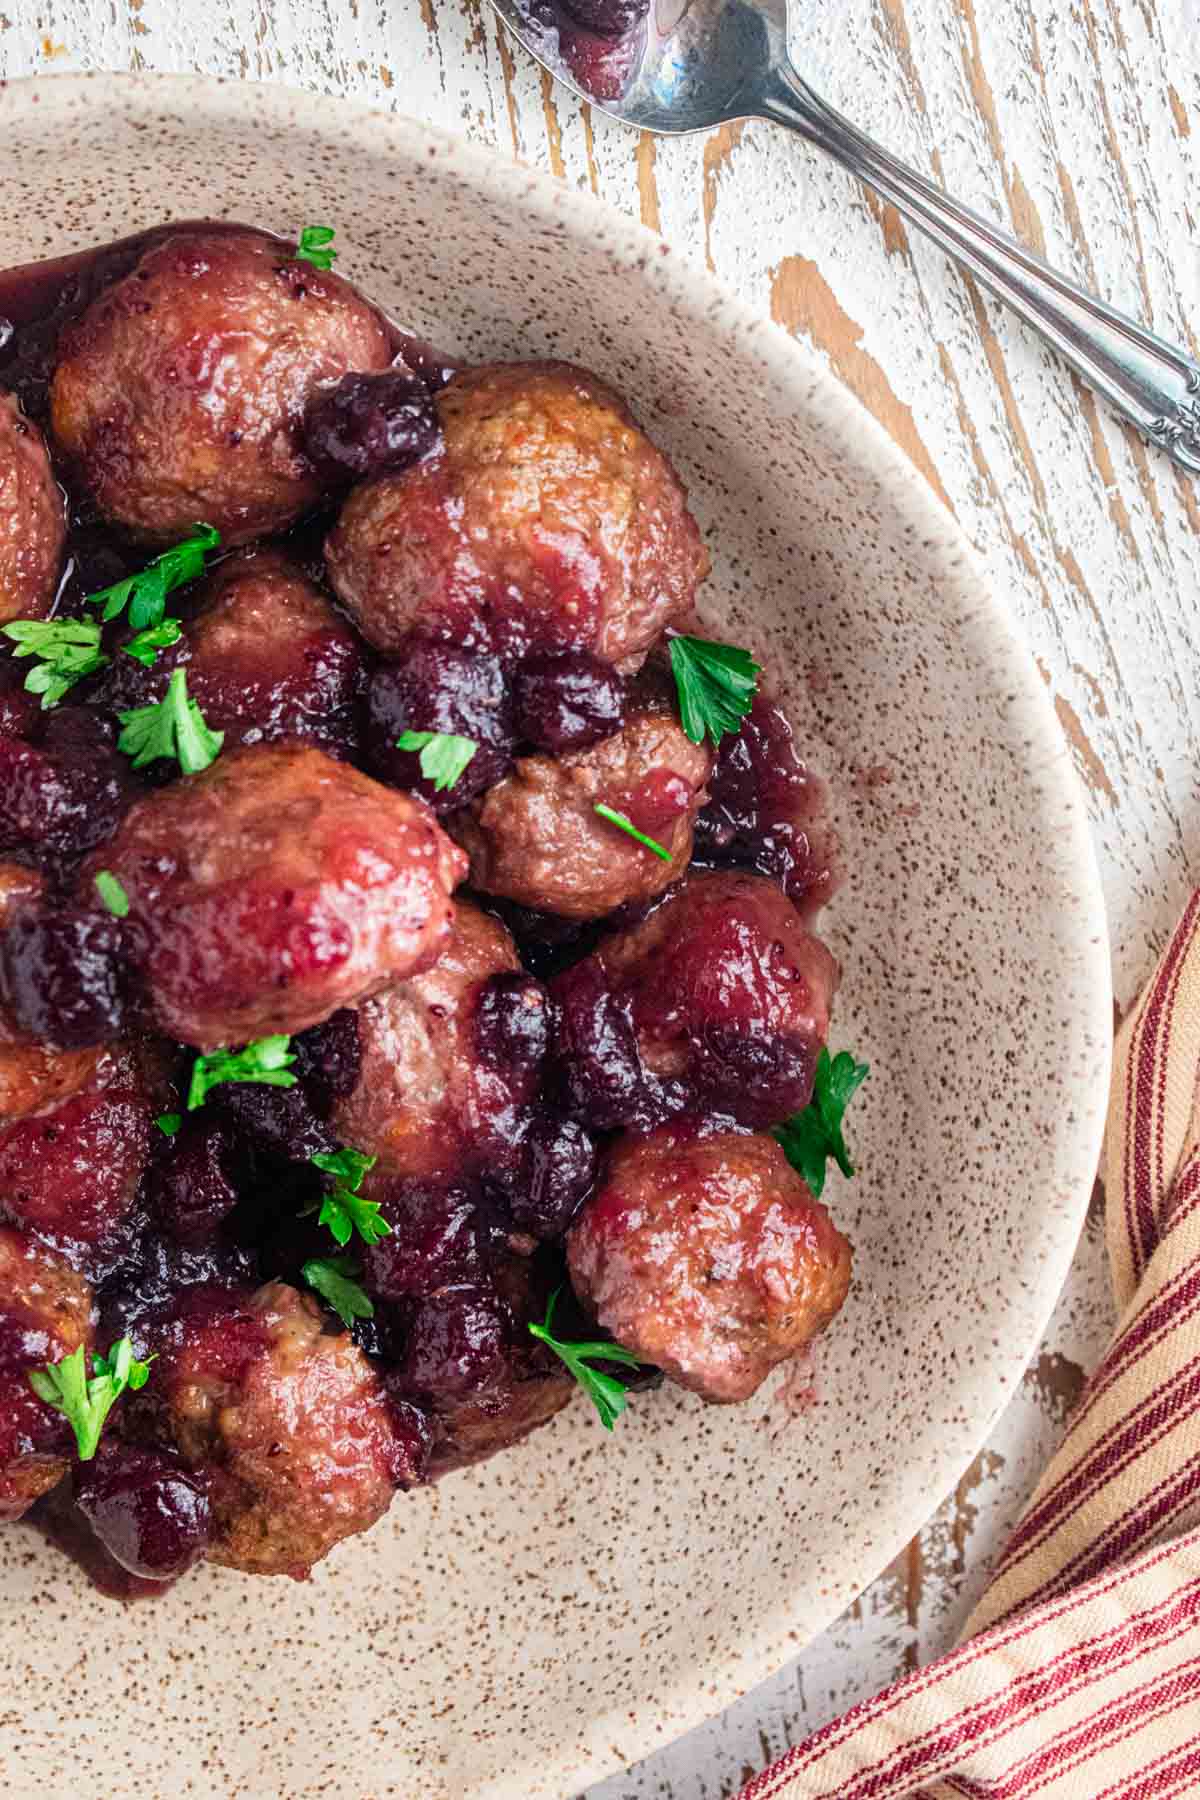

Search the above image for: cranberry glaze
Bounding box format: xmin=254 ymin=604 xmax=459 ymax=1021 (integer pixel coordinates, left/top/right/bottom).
xmin=0 ymin=224 xmax=850 ymax=1596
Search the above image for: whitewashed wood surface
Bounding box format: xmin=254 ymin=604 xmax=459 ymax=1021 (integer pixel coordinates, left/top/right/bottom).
xmin=2 ymin=0 xmax=1198 ymax=1793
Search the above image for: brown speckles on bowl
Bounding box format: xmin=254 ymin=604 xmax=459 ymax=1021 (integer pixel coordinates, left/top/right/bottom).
xmin=0 ymin=72 xmax=1110 ymax=1800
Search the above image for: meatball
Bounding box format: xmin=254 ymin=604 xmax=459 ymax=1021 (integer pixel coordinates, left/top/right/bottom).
xmin=0 ymin=1076 xmax=154 ymax=1248
xmin=135 ymin=1281 xmax=413 ymax=1576
xmin=332 ymin=900 xmax=543 ymax=1183
xmin=568 ymin=1126 xmax=852 ymax=1403
xmin=450 ymin=665 xmax=713 ymax=919
xmin=0 ymin=1228 xmax=92 ymax=1521
xmin=584 ymin=870 xmax=839 ymax=1127
xmin=95 ymin=550 xmax=365 ymax=757
xmin=49 ymin=229 xmax=394 ymax=545
xmin=87 ymin=743 xmax=466 ymax=1049
xmin=324 ymin=360 xmax=709 ymax=664
xmin=0 ymin=393 xmax=65 ymax=626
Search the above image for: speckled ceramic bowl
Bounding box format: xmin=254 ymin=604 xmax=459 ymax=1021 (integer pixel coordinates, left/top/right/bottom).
xmin=0 ymin=72 xmax=1110 ymax=1800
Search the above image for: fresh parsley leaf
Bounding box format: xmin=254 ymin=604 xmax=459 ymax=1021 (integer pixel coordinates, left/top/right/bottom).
xmin=304 ymin=1148 xmax=389 ymax=1249
xmin=28 ymin=1337 xmax=154 ymax=1461
xmin=669 ymin=635 xmax=761 ymax=747
xmin=118 ymin=666 xmax=224 ymax=775
xmin=395 ymin=730 xmax=478 ymax=794
xmin=593 ymin=802 xmax=671 ymax=864
xmin=294 ymin=226 xmax=338 ymax=271
xmin=528 ymin=1286 xmax=646 ymax=1432
xmin=773 ymin=1047 xmax=869 ymax=1199
xmin=123 ymin=618 xmax=183 ymax=667
xmin=155 ymin=1112 xmax=183 ymax=1137
xmin=2 ymin=617 xmax=108 ymax=708
xmin=85 ymin=525 xmax=220 ymax=630
xmin=187 ymin=1034 xmax=297 ymax=1111
xmin=302 ymin=1255 xmax=373 ymax=1328
xmin=93 ymin=870 xmax=130 ymax=918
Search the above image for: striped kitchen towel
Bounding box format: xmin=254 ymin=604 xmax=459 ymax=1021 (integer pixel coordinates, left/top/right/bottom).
xmin=739 ymin=892 xmax=1200 ymax=1800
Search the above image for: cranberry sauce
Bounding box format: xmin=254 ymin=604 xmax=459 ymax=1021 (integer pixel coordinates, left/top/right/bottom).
xmin=692 ymin=691 xmax=837 ymax=916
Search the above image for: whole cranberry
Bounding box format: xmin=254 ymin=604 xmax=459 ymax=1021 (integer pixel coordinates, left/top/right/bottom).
xmin=511 ymin=650 xmax=625 ymax=752
xmin=392 ymin=1284 xmax=510 ymax=1399
xmin=474 ymin=971 xmax=550 ymax=1079
xmin=150 ymin=1117 xmax=240 ymax=1245
xmin=73 ymin=1443 xmax=213 ymax=1581
xmin=0 ymin=904 xmax=127 ymax=1046
xmin=291 ymin=1008 xmax=363 ymax=1117
xmin=500 ymin=1113 xmax=597 ymax=1238
xmin=560 ymin=0 xmax=650 ymax=33
xmin=363 ymin=640 xmax=515 ymax=811
xmin=363 ymin=1182 xmax=481 ymax=1301
xmin=213 ymin=1082 xmax=338 ymax=1166
xmin=304 ymin=370 xmax=440 ymax=481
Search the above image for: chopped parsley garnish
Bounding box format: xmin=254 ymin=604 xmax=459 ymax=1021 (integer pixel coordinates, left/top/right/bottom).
xmin=85 ymin=525 xmax=220 ymax=630
xmin=187 ymin=1034 xmax=298 ymax=1111
xmin=396 ymin=730 xmax=478 ymax=794
xmin=302 ymin=1256 xmax=373 ymax=1328
xmin=28 ymin=1338 xmax=154 ymax=1461
xmin=773 ymin=1047 xmax=869 ymax=1199
xmin=305 ymin=1148 xmax=390 ymax=1248
xmin=123 ymin=618 xmax=183 ymax=668
xmin=93 ymin=870 xmax=130 ymax=918
xmin=118 ymin=666 xmax=224 ymax=775
xmin=155 ymin=1112 xmax=182 ymax=1138
xmin=593 ymin=802 xmax=671 ymax=863
xmin=1 ymin=617 xmax=108 ymax=708
xmin=669 ymin=635 xmax=761 ymax=747
xmin=528 ymin=1287 xmax=645 ymax=1431
xmin=294 ymin=226 xmax=338 ymax=271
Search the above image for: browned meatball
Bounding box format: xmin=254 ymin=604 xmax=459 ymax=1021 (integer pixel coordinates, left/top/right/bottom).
xmin=0 ymin=394 xmax=65 ymax=626
xmin=140 ymin=1282 xmax=410 ymax=1576
xmin=50 ymin=230 xmax=394 ymax=546
xmin=96 ymin=549 xmax=365 ymax=758
xmin=568 ymin=1126 xmax=852 ymax=1403
xmin=332 ymin=900 xmax=542 ymax=1183
xmin=325 ymin=360 xmax=709 ymax=664
xmin=0 ymin=1072 xmax=154 ymax=1247
xmin=87 ymin=743 xmax=466 ymax=1050
xmin=589 ymin=870 xmax=839 ymax=1126
xmin=450 ymin=666 xmax=713 ymax=919
xmin=0 ymin=1228 xmax=92 ymax=1521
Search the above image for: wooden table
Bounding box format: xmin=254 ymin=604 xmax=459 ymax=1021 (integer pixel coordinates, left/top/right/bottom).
xmin=3 ymin=0 xmax=1196 ymax=1791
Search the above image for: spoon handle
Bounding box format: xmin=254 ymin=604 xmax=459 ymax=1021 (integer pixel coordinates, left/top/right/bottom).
xmin=757 ymin=62 xmax=1200 ymax=475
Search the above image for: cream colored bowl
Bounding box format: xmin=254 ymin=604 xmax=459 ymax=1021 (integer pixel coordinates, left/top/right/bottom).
xmin=0 ymin=73 xmax=1110 ymax=1800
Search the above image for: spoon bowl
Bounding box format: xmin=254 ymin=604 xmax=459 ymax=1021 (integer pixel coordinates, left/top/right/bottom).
xmin=492 ymin=0 xmax=1200 ymax=471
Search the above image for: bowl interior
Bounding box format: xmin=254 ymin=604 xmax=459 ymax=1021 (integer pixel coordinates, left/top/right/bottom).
xmin=0 ymin=75 xmax=1110 ymax=1800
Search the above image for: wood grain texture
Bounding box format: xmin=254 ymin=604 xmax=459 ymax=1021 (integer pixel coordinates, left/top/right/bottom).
xmin=1 ymin=0 xmax=1196 ymax=1793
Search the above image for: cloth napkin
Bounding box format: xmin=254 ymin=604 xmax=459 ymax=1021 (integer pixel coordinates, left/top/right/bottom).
xmin=739 ymin=894 xmax=1200 ymax=1800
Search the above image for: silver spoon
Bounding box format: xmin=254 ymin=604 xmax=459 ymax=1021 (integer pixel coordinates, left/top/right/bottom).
xmin=490 ymin=0 xmax=1200 ymax=474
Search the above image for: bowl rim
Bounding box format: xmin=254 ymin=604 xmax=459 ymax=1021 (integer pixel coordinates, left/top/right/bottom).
xmin=1 ymin=68 xmax=1114 ymax=1792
